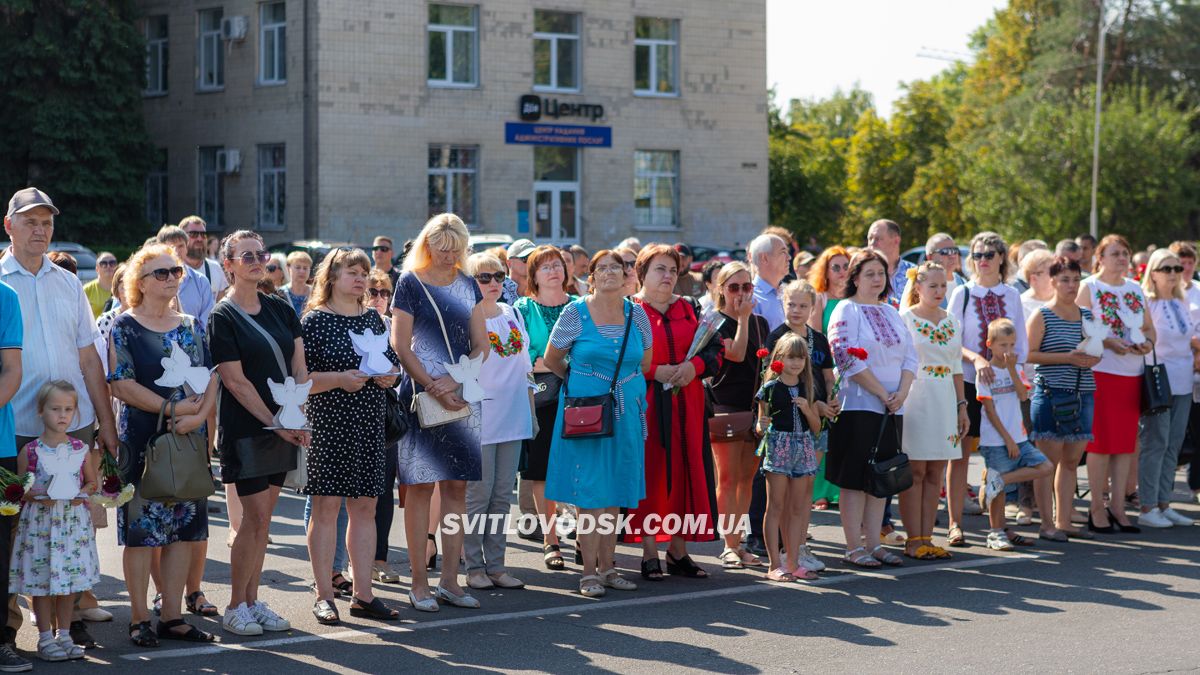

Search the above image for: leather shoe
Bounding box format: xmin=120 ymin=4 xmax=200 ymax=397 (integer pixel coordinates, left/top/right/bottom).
xmin=487 ymin=572 xmax=525 ymax=589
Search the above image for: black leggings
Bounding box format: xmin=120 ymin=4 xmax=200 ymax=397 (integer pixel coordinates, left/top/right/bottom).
xmin=375 ymin=444 xmax=399 ymax=561
xmin=234 ymin=472 xmax=286 ymax=497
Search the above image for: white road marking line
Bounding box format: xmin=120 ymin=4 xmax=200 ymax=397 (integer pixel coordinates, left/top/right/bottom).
xmin=122 ymin=552 xmax=1038 ymax=662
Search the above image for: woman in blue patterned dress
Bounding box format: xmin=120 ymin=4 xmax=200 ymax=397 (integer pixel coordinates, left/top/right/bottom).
xmin=544 ymin=249 xmax=653 ymax=598
xmin=108 ymin=245 xmax=216 ymax=646
xmin=390 ymin=213 xmax=487 ymax=612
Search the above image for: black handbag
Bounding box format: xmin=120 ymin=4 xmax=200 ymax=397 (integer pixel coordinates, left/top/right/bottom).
xmin=533 ymin=372 xmax=562 ymax=408
xmin=230 ymin=432 xmax=298 ymax=481
xmin=561 ymin=303 xmax=632 ymax=439
xmin=866 ymin=414 xmax=913 ymax=498
xmin=1141 ymin=344 xmax=1172 ymax=415
xmin=383 ymin=385 xmax=409 ymax=445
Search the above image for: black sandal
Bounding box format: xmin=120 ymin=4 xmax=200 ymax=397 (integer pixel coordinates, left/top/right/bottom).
xmin=186 ymin=590 xmax=220 ymax=617
xmin=427 ymin=533 xmax=439 ymax=570
xmin=543 ymin=544 xmax=566 ymax=571
xmin=666 ymin=552 xmax=709 ymax=578
xmin=640 ymin=558 xmax=664 ymax=581
xmin=129 ymin=621 xmax=158 ymax=648
xmin=331 ymin=573 xmax=354 ymax=598
xmin=156 ymin=618 xmax=215 ymax=643
xmin=313 ymin=599 xmax=340 ymax=625
xmin=349 ymin=596 xmax=399 ymax=621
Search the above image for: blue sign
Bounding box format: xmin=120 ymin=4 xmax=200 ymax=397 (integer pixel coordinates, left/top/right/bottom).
xmin=505 ymin=122 xmax=612 ymax=148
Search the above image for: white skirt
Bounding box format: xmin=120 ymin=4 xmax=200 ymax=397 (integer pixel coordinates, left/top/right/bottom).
xmin=901 ymin=374 xmax=961 ymax=460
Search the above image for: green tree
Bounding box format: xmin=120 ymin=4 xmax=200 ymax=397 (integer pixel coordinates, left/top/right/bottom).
xmin=0 ymin=0 xmax=153 ymax=243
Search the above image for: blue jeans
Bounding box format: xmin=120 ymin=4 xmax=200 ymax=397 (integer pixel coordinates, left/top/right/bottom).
xmin=304 ymin=495 xmax=349 ymax=572
xmin=979 ymin=441 xmax=1049 ymax=496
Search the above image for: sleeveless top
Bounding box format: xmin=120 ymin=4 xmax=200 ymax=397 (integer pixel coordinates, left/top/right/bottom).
xmin=820 ymin=296 xmax=843 ymax=333
xmin=1033 ymin=306 xmax=1097 ymax=392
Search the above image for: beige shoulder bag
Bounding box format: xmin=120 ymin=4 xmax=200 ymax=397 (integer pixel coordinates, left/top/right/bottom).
xmin=412 ymin=275 xmax=472 ymax=428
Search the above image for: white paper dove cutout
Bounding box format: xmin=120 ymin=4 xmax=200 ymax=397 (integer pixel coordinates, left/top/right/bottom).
xmin=154 ymin=341 xmax=213 ymax=395
xmin=349 ymin=329 xmax=395 ymax=376
xmin=443 ymin=353 xmax=486 ymax=403
xmin=1078 ymin=313 xmax=1110 ymax=357
xmin=1116 ymin=307 xmax=1146 ymax=344
xmin=267 ymin=377 xmax=313 ymax=430
xmin=39 ymin=442 xmax=87 ymax=501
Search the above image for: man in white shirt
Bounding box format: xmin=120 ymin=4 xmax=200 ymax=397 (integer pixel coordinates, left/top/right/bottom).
xmin=2 ymin=187 xmax=117 ymax=647
xmin=157 ymin=225 xmax=215 ymax=331
xmin=180 ymin=215 xmax=228 ymax=300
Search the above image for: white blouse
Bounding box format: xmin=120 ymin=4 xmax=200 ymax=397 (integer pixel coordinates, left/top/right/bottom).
xmin=1081 ymin=277 xmax=1148 ymax=377
xmin=1146 ymin=297 xmax=1195 ymax=396
xmin=479 ymin=303 xmax=535 ymax=445
xmin=947 ymin=281 xmax=1028 ymax=384
xmin=828 ymin=300 xmax=918 ymax=414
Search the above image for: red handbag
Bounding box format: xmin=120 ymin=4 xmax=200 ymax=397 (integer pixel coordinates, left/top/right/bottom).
xmin=561 ymin=304 xmax=633 ymax=439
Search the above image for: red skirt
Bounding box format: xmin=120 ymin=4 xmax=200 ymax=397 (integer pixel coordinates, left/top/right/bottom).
xmin=1087 ymin=371 xmax=1140 ymax=455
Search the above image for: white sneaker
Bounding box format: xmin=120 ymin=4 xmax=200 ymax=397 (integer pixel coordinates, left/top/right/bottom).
xmin=77 ymin=607 xmax=113 ymax=622
xmin=222 ymin=603 xmax=263 ymax=636
xmin=797 ymin=546 xmax=825 ymax=572
xmin=1004 ymin=503 xmax=1020 ymax=519
xmin=986 ymin=530 xmax=1014 ymax=551
xmin=963 ymin=494 xmax=984 ymax=515
xmin=984 ymin=472 xmax=1006 ymax=508
xmin=1161 ymin=507 xmax=1194 ymax=526
xmin=250 ymin=601 xmax=290 ymax=631
xmin=1137 ymin=508 xmax=1172 ymax=529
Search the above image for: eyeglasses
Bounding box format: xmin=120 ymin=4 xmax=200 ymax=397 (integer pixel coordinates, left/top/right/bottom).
xmin=372 ymin=245 xmax=392 ymax=253
xmin=933 ymin=247 xmax=960 ymax=257
xmin=594 ymin=264 xmax=625 ymax=275
xmin=142 ymin=266 xmax=184 ymax=282
xmin=971 ymin=250 xmax=998 ymax=261
xmin=829 ymin=263 xmax=848 ymax=273
xmin=367 ymin=287 xmax=390 ymax=297
xmin=1155 ymin=265 xmax=1185 ymax=274
xmin=538 ymin=262 xmax=565 ymax=274
xmin=228 ymin=251 xmax=273 ymax=265
xmin=186 ymin=231 xmax=207 ymax=239
xmin=474 ymin=271 xmax=507 ymax=285
xmin=266 ymin=264 xmax=279 ymax=272
xmin=725 ymin=282 xmax=754 ymax=294
xmin=97 ymin=259 xmax=117 ymax=268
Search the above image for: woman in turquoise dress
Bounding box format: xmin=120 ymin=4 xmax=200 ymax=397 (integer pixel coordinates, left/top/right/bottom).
xmin=544 ymin=250 xmax=653 ymax=598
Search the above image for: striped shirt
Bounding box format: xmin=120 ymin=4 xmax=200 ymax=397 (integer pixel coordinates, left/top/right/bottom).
xmin=1033 ymin=306 xmax=1096 ymax=392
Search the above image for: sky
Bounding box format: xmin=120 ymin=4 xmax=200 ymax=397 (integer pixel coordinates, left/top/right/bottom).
xmin=767 ymin=0 xmax=1008 ymax=117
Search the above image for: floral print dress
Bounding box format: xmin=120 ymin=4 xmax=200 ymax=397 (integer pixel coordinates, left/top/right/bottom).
xmin=900 ymin=309 xmax=964 ymax=460
xmin=9 ymin=438 xmax=100 ymax=595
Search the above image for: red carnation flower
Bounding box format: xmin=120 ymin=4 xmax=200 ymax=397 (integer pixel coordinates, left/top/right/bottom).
xmin=3 ymin=484 xmax=22 ymax=503
xmin=102 ymin=477 xmax=122 ymax=494
xmin=847 ymin=347 xmax=869 ymax=360
xmin=755 ymin=348 xmax=770 ymax=359
xmin=770 ymin=360 xmax=785 ymax=374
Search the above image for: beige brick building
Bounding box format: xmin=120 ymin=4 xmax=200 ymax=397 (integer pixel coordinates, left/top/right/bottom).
xmin=138 ymin=0 xmax=767 ymax=250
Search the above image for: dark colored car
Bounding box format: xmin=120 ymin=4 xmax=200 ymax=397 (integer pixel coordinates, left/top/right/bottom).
xmin=267 ymin=240 xmax=369 ymax=267
xmin=901 ymin=245 xmax=969 ymax=266
xmin=0 ymin=241 xmax=98 ymax=281
xmin=687 ymin=245 xmax=747 ymax=272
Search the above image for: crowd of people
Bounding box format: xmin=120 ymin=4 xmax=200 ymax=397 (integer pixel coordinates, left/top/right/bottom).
xmin=0 ymin=185 xmax=1196 ymax=669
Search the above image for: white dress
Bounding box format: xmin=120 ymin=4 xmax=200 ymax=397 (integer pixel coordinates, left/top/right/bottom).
xmin=900 ymin=309 xmax=964 ymax=460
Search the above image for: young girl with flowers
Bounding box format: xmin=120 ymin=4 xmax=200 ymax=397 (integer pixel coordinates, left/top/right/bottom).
xmin=755 ymin=334 xmax=822 ymax=582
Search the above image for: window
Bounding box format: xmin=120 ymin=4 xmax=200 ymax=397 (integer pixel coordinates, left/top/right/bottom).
xmin=258 ymin=145 xmax=286 ymax=229
xmin=427 ymin=145 xmax=478 ymax=226
xmin=145 ymin=149 xmax=168 ymax=227
xmin=198 ymin=8 xmax=224 ymax=90
xmin=144 ymin=15 xmax=169 ymax=96
xmin=634 ymin=17 xmax=678 ymax=96
xmin=427 ymin=4 xmax=478 ymax=87
xmin=198 ymin=146 xmax=224 ymax=227
xmin=634 ymin=151 xmax=679 ymax=229
xmin=259 ymin=2 xmax=286 ymax=84
xmin=533 ymin=10 xmax=579 ymax=92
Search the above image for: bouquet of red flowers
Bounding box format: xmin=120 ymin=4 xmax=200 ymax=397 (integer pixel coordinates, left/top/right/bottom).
xmin=91 ymin=452 xmax=134 ymax=508
xmin=0 ymin=465 xmax=31 ymax=516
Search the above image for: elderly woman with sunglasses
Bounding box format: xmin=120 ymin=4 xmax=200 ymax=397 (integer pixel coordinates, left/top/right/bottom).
xmin=512 ymin=246 xmax=576 ymax=570
xmin=108 ymin=244 xmax=217 ymax=646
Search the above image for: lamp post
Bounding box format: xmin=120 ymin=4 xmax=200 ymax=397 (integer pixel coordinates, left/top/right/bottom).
xmin=1088 ymin=1 xmax=1107 ymax=239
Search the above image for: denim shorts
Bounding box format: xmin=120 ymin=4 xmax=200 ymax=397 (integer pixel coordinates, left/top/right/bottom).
xmin=1029 ymin=386 xmax=1094 ymax=442
xmin=978 ymin=440 xmax=1049 ymax=484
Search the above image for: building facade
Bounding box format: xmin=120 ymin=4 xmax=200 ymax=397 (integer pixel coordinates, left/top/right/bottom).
xmin=138 ymin=0 xmax=767 ymax=249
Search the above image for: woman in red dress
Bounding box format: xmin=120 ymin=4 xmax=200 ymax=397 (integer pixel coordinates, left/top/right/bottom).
xmin=627 ymin=244 xmax=722 ymax=581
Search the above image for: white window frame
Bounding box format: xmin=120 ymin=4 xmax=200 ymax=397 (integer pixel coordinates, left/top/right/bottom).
xmin=257 ymin=144 xmax=286 ymax=230
xmin=197 ymin=146 xmax=224 ymax=228
xmin=634 ymin=150 xmax=680 ymax=231
xmin=145 ymin=150 xmax=168 ymax=227
xmin=533 ymin=11 xmax=580 ymax=93
xmin=427 ymin=144 xmax=479 ymax=227
xmin=634 ymin=17 xmax=679 ymax=97
xmin=259 ymin=2 xmax=286 ymax=85
xmin=197 ymin=8 xmax=224 ymax=91
xmin=143 ymin=15 xmax=168 ymax=96
xmin=427 ymin=4 xmax=479 ymax=88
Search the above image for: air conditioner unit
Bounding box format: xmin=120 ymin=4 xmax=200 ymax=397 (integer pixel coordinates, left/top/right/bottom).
xmin=215 ymin=149 xmax=241 ymax=174
xmin=220 ymin=16 xmax=248 ymax=41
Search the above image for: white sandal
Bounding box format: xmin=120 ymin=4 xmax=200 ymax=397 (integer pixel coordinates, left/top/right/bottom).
xmin=579 ymin=574 xmax=606 ymax=597
xmin=36 ymin=637 xmax=68 ymax=662
xmin=599 ymin=568 xmax=638 ymax=591
xmin=719 ymin=547 xmax=744 ymax=569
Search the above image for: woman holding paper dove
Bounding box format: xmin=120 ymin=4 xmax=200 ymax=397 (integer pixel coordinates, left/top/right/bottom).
xmin=1077 ymin=234 xmax=1155 ymax=533
xmin=627 ymin=244 xmax=721 ymax=581
xmin=108 ymin=244 xmax=217 ymax=646
xmin=302 ymin=246 xmax=403 ymax=623
xmin=209 ymin=230 xmax=310 ymax=636
xmin=390 ymin=214 xmax=488 ymax=612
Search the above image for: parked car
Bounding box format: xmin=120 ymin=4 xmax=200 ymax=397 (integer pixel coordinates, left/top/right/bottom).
xmin=687 ymin=245 xmax=747 ymax=272
xmin=901 ymin=245 xmax=969 ymax=266
xmin=468 ymin=233 xmax=514 ymax=253
xmin=0 ymin=241 xmax=98 ymax=282
xmin=267 ymin=240 xmax=367 ymax=267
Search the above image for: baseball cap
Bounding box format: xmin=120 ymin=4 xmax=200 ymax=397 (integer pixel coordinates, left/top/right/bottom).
xmin=673 ymin=243 xmax=693 ymax=258
xmin=507 ymin=239 xmax=536 ymax=260
xmin=6 ymin=187 xmax=59 ymax=219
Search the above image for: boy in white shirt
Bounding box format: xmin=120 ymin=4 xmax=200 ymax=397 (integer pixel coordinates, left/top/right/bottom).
xmin=976 ymin=318 xmax=1055 ymax=550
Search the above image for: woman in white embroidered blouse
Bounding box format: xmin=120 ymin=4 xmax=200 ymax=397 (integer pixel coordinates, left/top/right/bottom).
xmin=827 ymin=250 xmax=917 ymax=568
xmin=944 ymin=232 xmax=1027 ymax=547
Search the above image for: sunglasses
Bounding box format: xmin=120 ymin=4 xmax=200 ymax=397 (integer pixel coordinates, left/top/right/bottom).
xmin=229 ymin=251 xmax=273 ymax=265
xmin=621 ymin=260 xmax=636 ymax=270
xmin=1155 ymin=265 xmax=1185 ymax=274
xmin=971 ymin=250 xmax=998 ymax=261
xmin=97 ymin=259 xmax=118 ymax=267
xmin=372 ymin=245 xmax=392 ymax=253
xmin=266 ymin=264 xmax=279 ymax=272
xmin=829 ymin=263 xmax=848 ymax=273
xmin=474 ymin=271 xmax=507 ymax=285
xmin=934 ymin=247 xmax=960 ymax=257
xmin=142 ymin=266 xmax=184 ymax=281
xmin=725 ymin=282 xmax=754 ymax=294
xmin=186 ymin=231 xmax=208 ymax=239
xmin=367 ymin=287 xmax=390 ymax=297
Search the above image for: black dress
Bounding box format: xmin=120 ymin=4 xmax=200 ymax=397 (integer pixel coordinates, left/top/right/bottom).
xmin=301 ymin=309 xmax=400 ymax=497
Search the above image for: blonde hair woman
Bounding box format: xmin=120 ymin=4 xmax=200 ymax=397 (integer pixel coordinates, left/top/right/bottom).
xmin=389 ymin=213 xmax=488 ymax=612
xmin=282 ymin=251 xmax=313 ymax=316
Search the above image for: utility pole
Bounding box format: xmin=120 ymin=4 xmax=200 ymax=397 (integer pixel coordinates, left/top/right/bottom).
xmin=1089 ymin=0 xmax=1107 ymax=239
